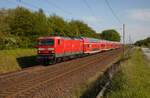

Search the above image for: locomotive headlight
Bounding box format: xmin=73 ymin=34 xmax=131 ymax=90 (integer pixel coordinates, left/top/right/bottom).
xmin=38 ymin=48 xmax=45 ymax=50
xmin=48 ymin=48 xmax=54 ymax=50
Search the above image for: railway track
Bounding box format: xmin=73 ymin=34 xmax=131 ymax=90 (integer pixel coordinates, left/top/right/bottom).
xmin=0 ymin=48 xmax=123 ymax=98
xmin=0 ymin=51 xmax=103 ymax=90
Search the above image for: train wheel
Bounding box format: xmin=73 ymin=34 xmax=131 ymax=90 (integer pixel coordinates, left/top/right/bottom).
xmin=43 ymin=58 xmax=49 ymax=65
xmin=49 ymin=58 xmax=56 ymax=65
xmin=56 ymin=58 xmax=62 ymax=63
xmin=52 ymin=58 xmax=56 ymax=64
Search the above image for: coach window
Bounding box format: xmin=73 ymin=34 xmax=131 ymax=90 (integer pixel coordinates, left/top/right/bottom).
xmin=87 ymin=44 xmax=89 ymax=48
xmin=58 ymin=39 xmax=60 ymax=45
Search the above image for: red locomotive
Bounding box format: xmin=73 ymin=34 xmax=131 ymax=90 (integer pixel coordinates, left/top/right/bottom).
xmin=37 ymin=36 xmax=121 ymax=64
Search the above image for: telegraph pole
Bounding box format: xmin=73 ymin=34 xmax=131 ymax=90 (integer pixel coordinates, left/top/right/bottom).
xmin=123 ymin=24 xmax=125 ymax=57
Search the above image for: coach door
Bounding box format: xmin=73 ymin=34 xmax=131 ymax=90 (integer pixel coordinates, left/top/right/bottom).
xmin=90 ymin=44 xmax=91 ymax=52
xmin=87 ymin=44 xmax=90 ymax=52
xmin=84 ymin=44 xmax=89 ymax=53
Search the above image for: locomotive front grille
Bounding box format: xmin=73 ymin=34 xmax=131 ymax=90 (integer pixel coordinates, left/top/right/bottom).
xmin=37 ymin=53 xmax=55 ymax=59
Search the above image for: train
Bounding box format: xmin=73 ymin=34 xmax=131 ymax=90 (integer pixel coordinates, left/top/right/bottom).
xmin=37 ymin=36 xmax=121 ymax=65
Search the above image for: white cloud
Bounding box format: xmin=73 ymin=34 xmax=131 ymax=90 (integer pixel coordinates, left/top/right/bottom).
xmin=128 ymin=9 xmax=150 ymax=21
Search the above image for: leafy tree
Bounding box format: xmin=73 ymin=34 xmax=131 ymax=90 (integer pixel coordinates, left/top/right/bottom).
xmin=10 ymin=7 xmax=33 ymax=36
xmin=100 ymin=29 xmax=120 ymax=42
xmin=47 ymin=14 xmax=70 ymax=36
xmin=0 ymin=7 xmax=103 ymax=49
xmin=135 ymin=37 xmax=150 ymax=48
xmin=0 ymin=8 xmax=17 ymax=49
xmin=69 ymin=20 xmax=99 ymax=38
xmin=32 ymin=9 xmax=50 ymax=36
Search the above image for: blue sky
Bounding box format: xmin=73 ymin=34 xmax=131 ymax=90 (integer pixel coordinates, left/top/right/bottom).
xmin=1 ymin=0 xmax=150 ymax=43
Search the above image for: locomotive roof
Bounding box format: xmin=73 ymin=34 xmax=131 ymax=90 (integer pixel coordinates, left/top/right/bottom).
xmin=80 ymin=37 xmax=112 ymax=43
xmin=80 ymin=37 xmax=100 ymax=43
xmin=60 ymin=36 xmax=81 ymax=40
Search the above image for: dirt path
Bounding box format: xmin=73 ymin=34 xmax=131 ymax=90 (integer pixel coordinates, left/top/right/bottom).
xmin=142 ymin=48 xmax=150 ymax=62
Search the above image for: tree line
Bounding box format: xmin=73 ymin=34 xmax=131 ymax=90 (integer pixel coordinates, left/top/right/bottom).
xmin=0 ymin=7 xmax=120 ymax=50
xmin=135 ymin=37 xmax=150 ymax=48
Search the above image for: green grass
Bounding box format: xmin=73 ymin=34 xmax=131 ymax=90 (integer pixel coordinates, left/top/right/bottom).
xmin=0 ymin=48 xmax=37 ymax=74
xmin=105 ymin=48 xmax=150 ymax=98
xmin=72 ymin=50 xmax=128 ymax=98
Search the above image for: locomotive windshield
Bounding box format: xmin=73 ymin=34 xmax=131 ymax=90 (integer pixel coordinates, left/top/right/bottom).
xmin=39 ymin=39 xmax=54 ymax=45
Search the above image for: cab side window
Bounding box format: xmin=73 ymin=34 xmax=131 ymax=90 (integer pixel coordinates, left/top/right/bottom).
xmin=58 ymin=39 xmax=60 ymax=45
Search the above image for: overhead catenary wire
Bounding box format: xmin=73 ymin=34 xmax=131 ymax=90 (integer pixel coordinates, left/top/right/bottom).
xmin=5 ymin=0 xmax=34 ymax=11
xmin=83 ymin=0 xmax=96 ymax=18
xmin=83 ymin=0 xmax=106 ymax=32
xmin=82 ymin=0 xmax=121 ymax=33
xmin=5 ymin=0 xmax=73 ymax=20
xmin=104 ymin=0 xmax=124 ymax=45
xmin=104 ymin=0 xmax=122 ymax=24
xmin=18 ymin=0 xmax=39 ymax=9
xmin=6 ymin=0 xmax=122 ymax=33
xmin=15 ymin=0 xmax=53 ymax=14
xmin=6 ymin=0 xmax=18 ymax=6
xmin=43 ymin=0 xmax=73 ymax=16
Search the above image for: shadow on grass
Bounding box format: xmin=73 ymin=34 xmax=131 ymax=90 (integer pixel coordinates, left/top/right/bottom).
xmin=17 ymin=55 xmax=39 ymax=68
xmin=79 ymin=57 xmax=129 ymax=98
